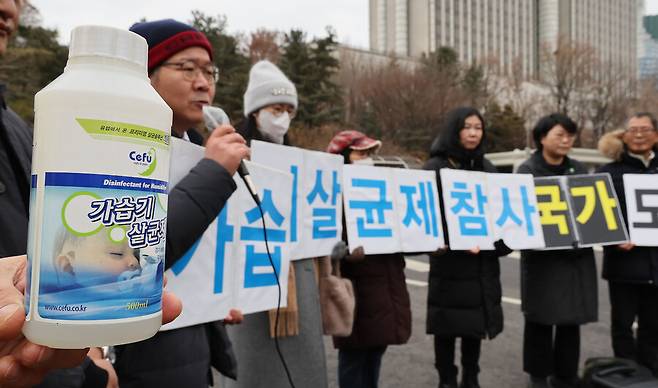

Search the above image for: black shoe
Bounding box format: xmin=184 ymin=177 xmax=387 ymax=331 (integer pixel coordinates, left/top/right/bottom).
xmin=528 ymin=375 xmax=550 ymax=388
xmin=547 ymin=375 xmax=579 ymax=388
xmin=460 ymin=374 xmax=480 ymax=388
xmin=439 ymin=379 xmax=458 ymax=388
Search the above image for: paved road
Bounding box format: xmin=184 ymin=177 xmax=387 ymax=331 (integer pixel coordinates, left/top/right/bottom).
xmin=214 ymin=251 xmax=612 ymax=387
xmin=322 ymin=250 xmax=612 ymax=388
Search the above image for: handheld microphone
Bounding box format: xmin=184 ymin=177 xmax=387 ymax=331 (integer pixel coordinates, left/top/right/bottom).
xmin=202 ymin=105 xmax=259 ymax=202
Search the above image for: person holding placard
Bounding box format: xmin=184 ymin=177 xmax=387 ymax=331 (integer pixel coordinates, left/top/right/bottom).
xmin=112 ymin=19 xmax=250 ymax=388
xmin=424 ymin=107 xmax=511 ymax=388
xmin=327 ymin=130 xmax=412 ymax=388
xmin=597 ymin=112 xmax=658 ymax=377
xmin=516 ymin=113 xmax=597 ymax=388
xmin=225 ymin=60 xmax=328 ymax=388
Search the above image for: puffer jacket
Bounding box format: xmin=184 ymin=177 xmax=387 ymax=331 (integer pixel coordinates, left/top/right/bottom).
xmin=114 ymin=129 xmax=238 ymax=388
xmin=516 ymin=152 xmax=598 ymax=325
xmin=424 ymin=154 xmax=509 ymax=339
xmin=424 ymin=107 xmax=512 ymax=339
xmin=596 ymin=131 xmax=658 ymax=285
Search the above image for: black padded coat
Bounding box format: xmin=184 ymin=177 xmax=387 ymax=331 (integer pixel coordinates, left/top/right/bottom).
xmin=114 ymin=129 xmax=238 ymax=388
xmin=517 ymin=152 xmax=598 ymax=325
xmin=424 ymin=154 xmax=509 ymax=339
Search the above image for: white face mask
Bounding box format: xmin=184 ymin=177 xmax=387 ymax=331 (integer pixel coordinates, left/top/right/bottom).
xmin=257 ymin=110 xmax=291 ymax=144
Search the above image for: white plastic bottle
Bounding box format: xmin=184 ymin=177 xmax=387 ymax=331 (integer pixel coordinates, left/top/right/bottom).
xmin=23 ymin=25 xmax=172 ymax=348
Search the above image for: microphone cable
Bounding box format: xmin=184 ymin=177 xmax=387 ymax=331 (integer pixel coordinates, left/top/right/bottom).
xmin=252 ymin=194 xmax=296 ymax=388
xmin=203 ymin=105 xmax=296 ymax=388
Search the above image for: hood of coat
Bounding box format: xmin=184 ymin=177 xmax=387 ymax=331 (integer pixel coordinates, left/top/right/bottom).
xmin=597 ymin=129 xmax=625 ymax=161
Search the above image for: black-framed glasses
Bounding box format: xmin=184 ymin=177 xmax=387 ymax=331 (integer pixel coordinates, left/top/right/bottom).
xmin=626 ymin=126 xmax=656 ymax=135
xmin=160 ymin=60 xmax=219 ymax=83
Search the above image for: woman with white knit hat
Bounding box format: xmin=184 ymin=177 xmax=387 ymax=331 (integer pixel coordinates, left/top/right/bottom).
xmin=238 ymin=60 xmax=299 ymax=146
xmin=224 ymin=60 xmax=328 ymax=388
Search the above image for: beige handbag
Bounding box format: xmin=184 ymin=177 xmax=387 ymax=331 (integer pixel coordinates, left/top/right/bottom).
xmin=318 ymin=255 xmax=355 ymax=337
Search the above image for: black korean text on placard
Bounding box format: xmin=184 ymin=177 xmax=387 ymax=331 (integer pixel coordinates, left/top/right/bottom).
xmin=566 ymin=174 xmax=628 ymax=246
xmin=633 ymin=189 xmax=658 ymax=229
xmin=533 ymin=177 xmax=577 ymax=249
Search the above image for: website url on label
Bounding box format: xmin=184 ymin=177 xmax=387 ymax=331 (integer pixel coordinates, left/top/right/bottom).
xmin=44 ymin=304 xmax=88 ymax=312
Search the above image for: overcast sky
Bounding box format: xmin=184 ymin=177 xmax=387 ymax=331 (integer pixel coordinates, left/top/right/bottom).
xmin=28 ymin=0 xmax=658 ymax=49
xmin=28 ymin=0 xmax=370 ymax=48
xmin=647 ymin=0 xmax=658 ymax=14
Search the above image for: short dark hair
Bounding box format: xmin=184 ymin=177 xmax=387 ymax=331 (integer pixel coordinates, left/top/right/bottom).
xmin=627 ymin=112 xmax=658 ymax=131
xmin=532 ymin=113 xmax=577 ymax=151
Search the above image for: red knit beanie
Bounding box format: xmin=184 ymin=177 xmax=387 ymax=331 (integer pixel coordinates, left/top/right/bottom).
xmin=129 ymin=19 xmax=213 ymax=73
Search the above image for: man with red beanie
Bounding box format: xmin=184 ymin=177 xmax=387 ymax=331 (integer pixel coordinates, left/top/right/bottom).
xmin=129 ymin=18 xmax=218 ymax=139
xmin=111 ymin=19 xmax=250 ymax=388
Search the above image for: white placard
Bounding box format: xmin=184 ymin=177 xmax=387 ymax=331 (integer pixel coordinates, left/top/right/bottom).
xmin=230 ymin=161 xmax=292 ymax=315
xmin=623 ymin=174 xmax=658 ymax=247
xmin=343 ymin=165 xmax=401 ymax=254
xmin=343 ymin=165 xmax=444 ymax=255
xmin=393 ymin=168 xmax=445 ymax=252
xmin=488 ymin=173 xmax=545 ymax=250
xmin=252 ymin=140 xmax=343 ymax=259
xmin=440 ymin=168 xmax=495 ymax=250
xmin=250 ymin=141 xmax=304 ymax=259
xmin=162 ymin=138 xmax=291 ymax=330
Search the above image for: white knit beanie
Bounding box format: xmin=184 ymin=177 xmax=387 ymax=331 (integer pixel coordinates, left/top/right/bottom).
xmin=243 ymin=60 xmax=298 ymax=117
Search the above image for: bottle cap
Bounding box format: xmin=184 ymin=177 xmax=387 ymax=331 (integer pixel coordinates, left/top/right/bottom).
xmin=68 ymin=25 xmax=147 ymax=69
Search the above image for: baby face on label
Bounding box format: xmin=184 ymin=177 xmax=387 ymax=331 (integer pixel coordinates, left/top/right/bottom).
xmin=56 ymin=230 xmax=140 ymax=279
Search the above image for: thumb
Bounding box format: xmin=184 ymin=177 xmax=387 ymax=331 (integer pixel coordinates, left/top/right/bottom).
xmin=0 ymin=303 xmax=23 ymax=340
xmin=208 ymin=124 xmax=235 ymax=139
xmin=0 ymin=256 xmax=27 ymax=341
xmin=161 ymin=290 xmax=182 ymax=325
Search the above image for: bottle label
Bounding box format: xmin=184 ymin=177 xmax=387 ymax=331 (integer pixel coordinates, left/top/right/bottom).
xmin=37 ymin=172 xmax=167 ymax=320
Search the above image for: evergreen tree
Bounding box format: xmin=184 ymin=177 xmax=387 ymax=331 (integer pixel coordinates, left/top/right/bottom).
xmin=355 ymin=101 xmax=378 ymax=138
xmin=484 ymin=102 xmax=526 ymax=153
xmin=462 ymin=64 xmax=486 ymax=107
xmin=279 ymin=29 xmax=314 ymax=125
xmin=306 ymin=27 xmax=343 ymax=125
xmin=279 ymin=28 xmax=343 ymax=127
xmin=422 ymin=46 xmax=460 ymax=80
xmin=190 ymin=10 xmax=250 ymax=121
xmin=0 ymin=4 xmax=67 ymax=122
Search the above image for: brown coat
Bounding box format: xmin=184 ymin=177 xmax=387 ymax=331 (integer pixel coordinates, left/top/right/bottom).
xmin=332 ymin=253 xmax=412 ymax=350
